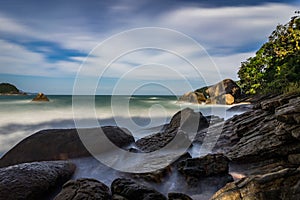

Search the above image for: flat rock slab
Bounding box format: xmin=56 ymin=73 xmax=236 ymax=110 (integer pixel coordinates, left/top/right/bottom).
xmin=54 ymin=178 xmax=111 ymax=200
xmin=0 ymin=161 xmax=76 ymax=200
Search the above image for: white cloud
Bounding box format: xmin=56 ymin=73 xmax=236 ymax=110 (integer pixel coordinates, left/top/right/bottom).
xmin=158 ymin=3 xmax=295 ymax=50
xmin=0 ymin=39 xmax=81 ymax=77
xmin=0 ymin=2 xmax=297 ymax=87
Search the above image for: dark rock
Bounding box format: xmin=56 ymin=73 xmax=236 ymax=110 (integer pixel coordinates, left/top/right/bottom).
xmin=136 ymin=108 xmax=208 ymax=152
xmin=288 ymin=154 xmax=300 ymax=165
xmin=135 ymin=130 xmax=190 ymax=153
xmin=112 ymin=194 xmax=128 ymax=200
xmin=166 ymin=108 xmax=209 ymax=133
xmin=177 ymin=154 xmax=233 ymax=189
xmin=168 ymin=192 xmax=193 ymax=200
xmin=131 ymin=166 xmax=171 ymax=183
xmin=178 ymin=154 xmax=230 ymax=177
xmin=111 ymin=178 xmax=167 ymax=200
xmin=0 ymin=126 xmax=135 ymax=167
xmin=209 ymin=93 xmax=300 ymax=199
xmin=0 ymin=161 xmax=75 ymax=200
xmin=213 ymin=94 xmax=300 ymax=162
xmin=32 ymin=92 xmax=50 ymax=101
xmin=226 ymin=104 xmax=253 ymax=112
xmin=54 ymin=178 xmax=111 ymax=200
xmin=211 ymin=167 xmax=300 ymax=200
xmin=205 ymin=115 xmax=224 ymax=125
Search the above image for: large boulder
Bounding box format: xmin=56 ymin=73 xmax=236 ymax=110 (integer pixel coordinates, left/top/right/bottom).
xmin=0 ymin=126 xmax=135 ymax=167
xmin=177 ymin=154 xmax=233 ymax=188
xmin=54 ymin=178 xmax=111 ymax=200
xmin=0 ymin=161 xmax=75 ymax=200
xmin=111 ymin=178 xmax=167 ymax=200
xmin=136 ymin=108 xmax=208 ymax=152
xmin=32 ymin=92 xmax=49 ymax=101
xmin=211 ymin=167 xmax=300 ymax=200
xmin=206 ymin=79 xmax=241 ymax=100
xmin=166 ymin=108 xmax=209 ymax=133
xmin=178 ymin=92 xmax=199 ymax=103
xmin=179 ymin=79 xmax=241 ymax=105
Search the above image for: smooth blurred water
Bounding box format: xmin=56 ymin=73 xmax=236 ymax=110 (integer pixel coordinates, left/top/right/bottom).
xmin=0 ymin=95 xmax=238 ymax=155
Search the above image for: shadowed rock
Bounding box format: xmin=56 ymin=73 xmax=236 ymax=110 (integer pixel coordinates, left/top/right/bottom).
xmin=54 ymin=178 xmax=111 ymax=200
xmin=111 ymin=178 xmax=167 ymax=200
xmin=0 ymin=161 xmax=75 ymax=200
xmin=168 ymin=192 xmax=193 ymax=200
xmin=177 ymin=154 xmax=233 ymax=188
xmin=0 ymin=126 xmax=135 ymax=167
xmin=136 ymin=108 xmax=208 ymax=153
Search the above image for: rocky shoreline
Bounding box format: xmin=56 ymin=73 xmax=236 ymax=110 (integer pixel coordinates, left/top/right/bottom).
xmin=0 ymin=93 xmax=299 ymax=199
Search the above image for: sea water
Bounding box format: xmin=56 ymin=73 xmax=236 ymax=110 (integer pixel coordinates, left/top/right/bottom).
xmin=0 ymin=95 xmax=240 ymax=156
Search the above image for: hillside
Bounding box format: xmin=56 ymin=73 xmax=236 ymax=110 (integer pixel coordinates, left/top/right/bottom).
xmin=0 ymin=83 xmax=25 ymax=95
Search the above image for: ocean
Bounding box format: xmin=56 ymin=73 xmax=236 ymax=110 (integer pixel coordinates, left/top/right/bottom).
xmin=0 ymin=95 xmax=239 ymax=156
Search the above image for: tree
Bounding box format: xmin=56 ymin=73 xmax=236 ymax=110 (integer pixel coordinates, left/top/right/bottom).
xmin=238 ymin=14 xmax=300 ymax=94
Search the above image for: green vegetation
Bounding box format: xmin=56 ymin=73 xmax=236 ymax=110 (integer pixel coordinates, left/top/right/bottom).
xmin=0 ymin=83 xmax=19 ymax=94
xmin=238 ymin=14 xmax=300 ymax=95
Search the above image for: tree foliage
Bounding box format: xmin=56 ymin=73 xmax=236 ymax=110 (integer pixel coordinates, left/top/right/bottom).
xmin=238 ymin=14 xmax=300 ymax=94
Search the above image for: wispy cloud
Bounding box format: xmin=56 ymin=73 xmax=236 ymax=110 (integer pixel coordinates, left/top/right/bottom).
xmin=0 ymin=0 xmax=298 ymax=93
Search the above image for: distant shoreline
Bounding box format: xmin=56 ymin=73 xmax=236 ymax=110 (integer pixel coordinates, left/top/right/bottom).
xmin=0 ymin=93 xmax=28 ymax=96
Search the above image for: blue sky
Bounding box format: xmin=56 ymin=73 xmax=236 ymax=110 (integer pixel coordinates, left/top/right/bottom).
xmin=0 ymin=0 xmax=299 ymax=94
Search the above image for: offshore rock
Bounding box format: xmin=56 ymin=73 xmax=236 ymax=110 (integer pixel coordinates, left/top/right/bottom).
xmin=32 ymin=92 xmax=49 ymax=101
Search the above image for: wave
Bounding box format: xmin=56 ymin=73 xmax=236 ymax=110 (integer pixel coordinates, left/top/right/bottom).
xmin=0 ymin=95 xmax=242 ymax=155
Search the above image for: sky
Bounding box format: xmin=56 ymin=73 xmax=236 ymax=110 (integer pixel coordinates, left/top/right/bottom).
xmin=0 ymin=0 xmax=299 ymax=95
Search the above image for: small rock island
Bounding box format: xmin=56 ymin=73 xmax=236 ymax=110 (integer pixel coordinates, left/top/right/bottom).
xmin=0 ymin=83 xmax=27 ymax=95
xmin=32 ymin=93 xmax=50 ymax=102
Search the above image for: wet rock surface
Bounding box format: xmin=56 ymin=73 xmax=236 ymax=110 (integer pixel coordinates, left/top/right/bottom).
xmin=54 ymin=178 xmax=111 ymax=200
xmin=0 ymin=126 xmax=135 ymax=168
xmin=211 ymin=167 xmax=300 ymax=200
xmin=136 ymin=108 xmax=208 ymax=152
xmin=178 ymin=154 xmax=230 ymax=177
xmin=213 ymin=93 xmax=300 ymax=162
xmin=111 ymin=178 xmax=167 ymax=200
xmin=208 ymin=93 xmax=300 ymax=199
xmin=177 ymin=154 xmax=233 ymax=192
xmin=168 ymin=192 xmax=193 ymax=200
xmin=0 ymin=161 xmax=75 ymax=200
xmin=0 ymin=93 xmax=299 ymax=200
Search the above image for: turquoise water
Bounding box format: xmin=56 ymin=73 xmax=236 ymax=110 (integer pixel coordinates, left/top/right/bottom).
xmin=0 ymin=95 xmax=235 ymax=155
